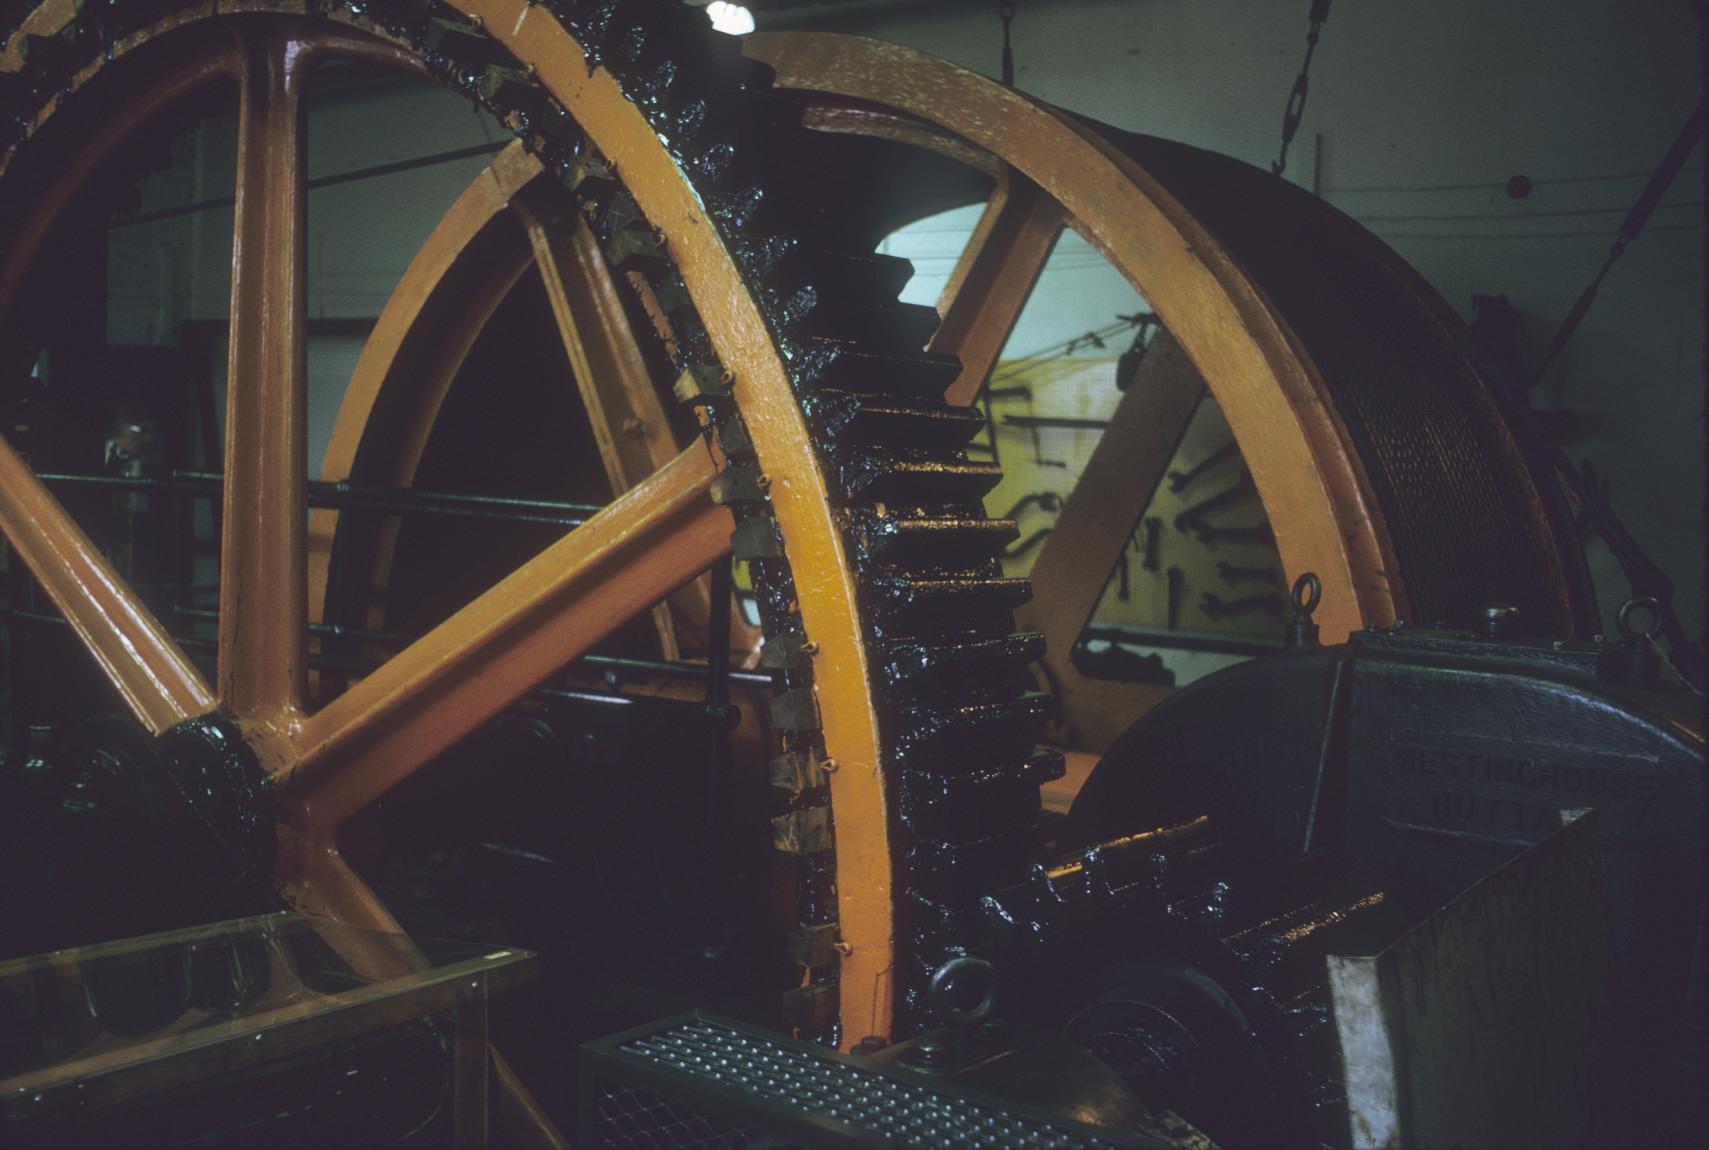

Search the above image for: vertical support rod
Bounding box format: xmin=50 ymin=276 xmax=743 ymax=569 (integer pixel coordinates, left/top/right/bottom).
xmin=219 ymin=32 xmax=309 ymax=721
xmin=700 ymin=555 xmax=734 ymax=949
xmin=452 ymin=975 xmax=491 ymax=1149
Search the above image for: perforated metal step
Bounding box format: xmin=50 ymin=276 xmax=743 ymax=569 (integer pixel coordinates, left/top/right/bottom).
xmin=577 ymin=1012 xmax=1159 ymax=1149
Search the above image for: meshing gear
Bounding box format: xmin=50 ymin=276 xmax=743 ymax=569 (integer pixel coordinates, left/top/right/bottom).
xmin=0 ymin=0 xmax=1048 ymax=1061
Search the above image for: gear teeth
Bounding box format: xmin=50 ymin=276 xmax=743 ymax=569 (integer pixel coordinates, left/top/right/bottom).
xmin=772 ymin=805 xmax=833 ymax=854
xmin=729 ymin=513 xmax=783 ymax=562
xmin=707 ymin=182 xmax=771 ymax=235
xmin=678 ymin=109 xmax=784 ymax=196
xmin=855 ymin=513 xmax=1018 ymax=570
xmin=715 ymin=413 xmax=753 ymax=457
xmin=559 ymin=155 xmax=619 ymax=210
xmin=478 ymin=64 xmax=544 ymax=123
xmin=881 ymin=633 xmax=1045 ymax=694
xmin=1022 ymin=747 xmax=1067 ymax=785
xmin=425 ymin=15 xmax=501 ymax=67
xmin=599 ymin=190 xmax=639 ymax=234
xmin=793 ymin=340 xmax=962 ymax=399
xmin=894 ymin=692 xmax=1056 ymax=773
xmin=759 ymin=631 xmax=815 ymax=672
xmin=673 ymin=363 xmax=729 ymax=403
xmin=638 ymin=55 xmax=679 ymax=103
xmin=672 ymin=96 xmax=710 ymax=147
xmin=812 ymin=394 xmax=987 ymax=452
xmin=866 ymin=575 xmax=1033 ymax=641
xmin=709 ymin=461 xmax=767 ymax=506
xmin=594 ymin=0 xmax=675 ymax=67
xmin=768 ymin=247 xmax=917 ymax=310
xmin=905 ymin=828 xmax=1038 ymax=903
xmin=836 ymin=453 xmax=1003 ymax=507
xmin=769 ymin=687 xmax=821 ymax=733
xmin=780 ymin=983 xmax=838 ymax=1031
xmin=770 ymin=746 xmax=830 ymax=792
xmin=868 ymin=573 xmax=1033 ymax=612
xmin=651 ymin=274 xmax=691 ymax=316
xmin=606 ymin=218 xmax=667 ymax=272
xmin=901 ymin=762 xmax=1043 ymax=833
xmin=795 ymin=299 xmax=942 ymax=353
xmin=576 ymin=1 xmax=626 ymax=49
xmin=730 ymin=55 xmax=776 ymax=94
xmin=785 ymin=921 xmax=839 ymax=967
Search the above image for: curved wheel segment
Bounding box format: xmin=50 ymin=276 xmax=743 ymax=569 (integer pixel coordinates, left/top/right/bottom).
xmin=748 ymin=31 xmax=1393 ymax=646
xmin=747 ymin=31 xmax=1591 ymax=754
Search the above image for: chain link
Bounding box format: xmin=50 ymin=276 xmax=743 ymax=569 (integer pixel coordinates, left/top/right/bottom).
xmin=1272 ymin=1 xmax=1331 ymax=178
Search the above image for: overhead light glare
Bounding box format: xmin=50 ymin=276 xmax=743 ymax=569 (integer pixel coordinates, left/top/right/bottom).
xmin=706 ymin=2 xmax=755 ymax=36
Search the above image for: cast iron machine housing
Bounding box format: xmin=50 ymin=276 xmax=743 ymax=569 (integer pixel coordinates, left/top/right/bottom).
xmin=1021 ymin=589 xmax=1705 ymax=1146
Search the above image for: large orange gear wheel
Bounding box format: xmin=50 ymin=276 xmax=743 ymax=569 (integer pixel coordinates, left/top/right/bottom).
xmin=747 ymin=32 xmax=1595 ymax=756
xmin=0 ymin=1 xmax=1051 ymax=1129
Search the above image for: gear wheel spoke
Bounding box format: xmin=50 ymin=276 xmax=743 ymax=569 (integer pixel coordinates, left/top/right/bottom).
xmin=288 ymin=444 xmax=728 ymax=819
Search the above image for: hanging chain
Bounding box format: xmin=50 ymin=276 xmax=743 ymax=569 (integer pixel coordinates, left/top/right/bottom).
xmin=1272 ymin=1 xmax=1331 ymax=177
xmin=1000 ymin=2 xmax=1017 ymax=88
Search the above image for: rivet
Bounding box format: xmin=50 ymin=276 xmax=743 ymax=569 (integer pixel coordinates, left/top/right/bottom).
xmin=821 ymin=758 xmax=839 ymax=773
xmin=801 ymin=640 xmax=819 ymax=655
xmin=833 ymin=941 xmax=853 ymax=956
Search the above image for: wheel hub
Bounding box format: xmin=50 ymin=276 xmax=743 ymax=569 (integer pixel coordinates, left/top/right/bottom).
xmin=4 ymin=714 xmax=278 ymax=949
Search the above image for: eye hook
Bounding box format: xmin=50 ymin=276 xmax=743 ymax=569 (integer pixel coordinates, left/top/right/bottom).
xmin=1616 ymin=596 xmax=1662 ymax=642
xmin=1286 ymin=572 xmax=1322 ymax=649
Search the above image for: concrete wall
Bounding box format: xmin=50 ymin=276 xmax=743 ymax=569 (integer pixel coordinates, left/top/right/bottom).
xmin=768 ymin=0 xmax=1706 ymax=639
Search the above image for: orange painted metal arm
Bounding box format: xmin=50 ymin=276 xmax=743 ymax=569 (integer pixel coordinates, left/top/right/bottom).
xmin=519 ymin=202 xmax=679 ymax=500
xmin=289 ymin=446 xmax=728 ymax=823
xmin=518 ymin=198 xmax=702 ymax=658
xmin=1014 ymin=333 xmax=1205 ymax=752
xmin=219 ymin=32 xmax=310 ymax=723
xmin=0 ymin=436 xmax=213 ymax=731
xmin=930 ymin=173 xmax=1063 ymax=407
xmin=1016 ymin=331 xmax=1205 ymax=655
